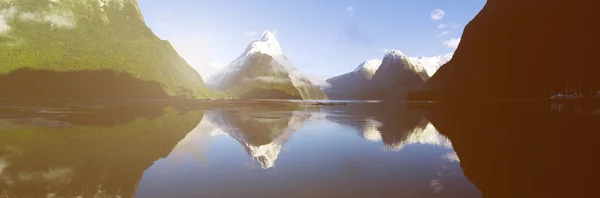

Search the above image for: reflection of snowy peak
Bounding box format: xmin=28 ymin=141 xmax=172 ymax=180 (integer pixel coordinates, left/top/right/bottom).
xmin=360 ymin=118 xmax=383 ymax=142
xmin=205 ymin=109 xmax=311 ymax=169
xmin=386 ymin=122 xmax=453 ymax=151
xmin=207 ymin=31 xmax=327 ymax=100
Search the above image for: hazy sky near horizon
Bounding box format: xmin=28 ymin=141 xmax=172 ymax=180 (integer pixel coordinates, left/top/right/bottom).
xmin=138 ymin=0 xmax=486 ymax=81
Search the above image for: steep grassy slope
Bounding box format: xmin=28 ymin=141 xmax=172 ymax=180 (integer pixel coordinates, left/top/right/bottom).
xmin=0 ymin=0 xmax=218 ymax=98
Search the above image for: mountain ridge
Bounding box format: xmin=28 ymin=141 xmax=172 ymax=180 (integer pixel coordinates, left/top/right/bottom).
xmin=325 ymin=50 xmax=451 ymax=100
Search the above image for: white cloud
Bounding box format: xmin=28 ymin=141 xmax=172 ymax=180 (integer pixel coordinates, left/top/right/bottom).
xmin=437 ymin=24 xmax=448 ymax=29
xmin=5 ymin=8 xmax=76 ymax=29
xmin=209 ymin=62 xmax=226 ymax=69
xmin=380 ymin=48 xmax=390 ymax=53
xmin=253 ymin=76 xmax=290 ymax=83
xmin=436 ymin=31 xmax=450 ymax=37
xmin=452 ymin=24 xmax=462 ymax=29
xmin=430 ymin=179 xmax=444 ymax=193
xmin=345 ymin=6 xmax=354 ymax=16
xmin=0 ymin=7 xmax=18 ymax=34
xmin=443 ymin=38 xmax=461 ymax=49
xmin=244 ymin=31 xmax=256 ymax=38
xmin=0 ymin=16 xmax=9 ymax=34
xmin=443 ymin=152 xmax=460 ymax=162
xmin=431 ymin=9 xmax=445 ymax=20
xmin=19 ymin=12 xmax=37 ymax=21
xmin=43 ymin=14 xmax=75 ymax=28
xmin=303 ymin=73 xmax=331 ymax=88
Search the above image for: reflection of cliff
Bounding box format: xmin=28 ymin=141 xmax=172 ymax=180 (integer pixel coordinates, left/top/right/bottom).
xmin=0 ymin=104 xmax=204 ymax=198
xmin=207 ymin=105 xmax=319 ymax=169
xmin=323 ymin=103 xmax=452 ymax=151
xmin=426 ymin=106 xmax=597 ymax=198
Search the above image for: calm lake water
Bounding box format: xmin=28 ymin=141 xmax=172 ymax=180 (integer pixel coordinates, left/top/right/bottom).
xmin=0 ymin=100 xmax=483 ymax=198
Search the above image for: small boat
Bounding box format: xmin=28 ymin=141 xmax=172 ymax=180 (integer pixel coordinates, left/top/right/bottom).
xmin=550 ymin=81 xmax=584 ymax=100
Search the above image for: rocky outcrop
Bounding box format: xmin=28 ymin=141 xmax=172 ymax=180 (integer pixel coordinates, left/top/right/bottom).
xmin=411 ymin=0 xmax=596 ymax=101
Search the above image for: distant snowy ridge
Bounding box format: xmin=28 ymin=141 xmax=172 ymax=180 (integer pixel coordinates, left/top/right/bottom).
xmin=409 ymin=53 xmax=454 ymax=77
xmin=325 ymin=49 xmax=451 ymax=100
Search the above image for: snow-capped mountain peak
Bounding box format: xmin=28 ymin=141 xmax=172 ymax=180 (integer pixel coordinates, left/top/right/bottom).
xmin=242 ymin=30 xmax=283 ymax=57
xmin=258 ymin=31 xmax=277 ymax=42
xmin=383 ymin=49 xmax=407 ymax=60
xmin=353 ymin=59 xmax=383 ymax=75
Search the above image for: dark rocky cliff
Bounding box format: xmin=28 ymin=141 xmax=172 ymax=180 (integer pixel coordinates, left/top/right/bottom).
xmin=410 ymin=0 xmax=596 ymax=101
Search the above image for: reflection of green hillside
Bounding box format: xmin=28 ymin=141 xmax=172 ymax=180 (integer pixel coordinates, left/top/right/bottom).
xmin=0 ymin=107 xmax=204 ymax=198
xmin=0 ymin=0 xmax=220 ymax=98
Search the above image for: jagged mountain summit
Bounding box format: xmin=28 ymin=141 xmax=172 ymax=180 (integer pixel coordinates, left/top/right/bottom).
xmin=0 ymin=0 xmax=216 ymax=98
xmin=326 ymin=50 xmax=450 ymax=100
xmin=208 ymin=31 xmax=328 ymax=100
xmin=324 ymin=59 xmax=382 ymax=99
xmin=370 ymin=50 xmax=430 ymax=98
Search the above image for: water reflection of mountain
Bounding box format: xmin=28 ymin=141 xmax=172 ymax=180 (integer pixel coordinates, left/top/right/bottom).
xmin=0 ymin=104 xmax=204 ymax=198
xmin=206 ymin=104 xmax=320 ymax=169
xmin=426 ymin=105 xmax=598 ymax=198
xmin=323 ymin=103 xmax=452 ymax=150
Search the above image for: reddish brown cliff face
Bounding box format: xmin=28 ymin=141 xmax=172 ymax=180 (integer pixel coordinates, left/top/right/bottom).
xmin=415 ymin=0 xmax=596 ymax=101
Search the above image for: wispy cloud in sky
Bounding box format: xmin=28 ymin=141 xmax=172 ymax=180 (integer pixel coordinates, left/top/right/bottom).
xmin=443 ymin=38 xmax=461 ymax=49
xmin=436 ymin=31 xmax=450 ymax=37
xmin=431 ymin=9 xmax=445 ymax=20
xmin=341 ymin=22 xmax=372 ymax=46
xmin=346 ymin=6 xmax=355 ymax=16
xmin=243 ymin=31 xmax=256 ymax=38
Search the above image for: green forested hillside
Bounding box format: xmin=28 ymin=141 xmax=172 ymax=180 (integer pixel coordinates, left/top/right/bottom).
xmin=0 ymin=0 xmax=219 ymax=98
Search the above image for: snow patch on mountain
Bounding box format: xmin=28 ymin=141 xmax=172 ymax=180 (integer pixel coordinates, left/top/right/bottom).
xmin=353 ymin=59 xmax=382 ymax=79
xmin=409 ymin=53 xmax=453 ymax=76
xmin=382 ymin=49 xmax=427 ymax=74
xmin=240 ymin=31 xmax=283 ymax=58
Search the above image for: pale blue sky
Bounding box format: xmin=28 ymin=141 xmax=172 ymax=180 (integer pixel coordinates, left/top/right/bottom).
xmin=138 ymin=0 xmax=486 ymax=81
